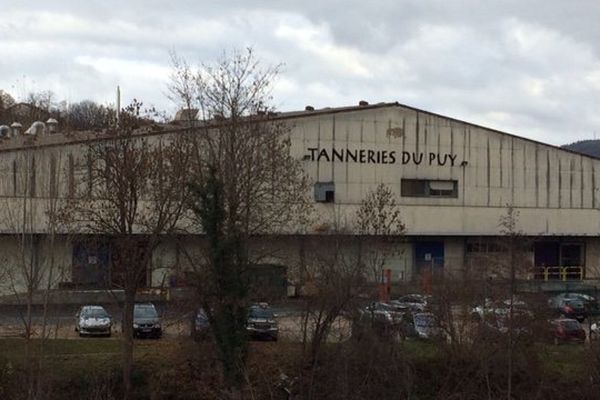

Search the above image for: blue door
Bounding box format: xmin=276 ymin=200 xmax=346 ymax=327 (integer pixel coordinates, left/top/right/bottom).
xmin=72 ymin=241 xmax=111 ymax=288
xmin=414 ymin=241 xmax=444 ymax=273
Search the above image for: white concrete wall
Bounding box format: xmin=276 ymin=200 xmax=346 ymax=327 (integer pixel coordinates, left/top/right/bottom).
xmin=0 ymin=235 xmax=71 ymax=294
xmin=291 ymin=105 xmax=600 ymax=236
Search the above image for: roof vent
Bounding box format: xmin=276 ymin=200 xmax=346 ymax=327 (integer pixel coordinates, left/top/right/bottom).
xmin=305 ymin=105 xmax=315 ymax=111
xmin=0 ymin=125 xmax=9 ymax=138
xmin=46 ymin=118 xmax=58 ymax=133
xmin=10 ymin=122 xmax=22 ymax=137
xmin=174 ymin=108 xmax=199 ymax=121
xmin=358 ymin=100 xmax=369 ymax=106
xmin=26 ymin=121 xmax=45 ymax=136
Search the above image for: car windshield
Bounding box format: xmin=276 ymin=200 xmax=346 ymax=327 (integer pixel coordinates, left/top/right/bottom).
xmin=134 ymin=305 xmax=158 ymax=318
xmin=564 ymin=300 xmax=584 ymax=308
xmin=81 ymin=308 xmax=108 ymax=318
xmin=249 ymin=307 xmax=274 ymax=319
xmin=414 ymin=314 xmax=434 ymax=326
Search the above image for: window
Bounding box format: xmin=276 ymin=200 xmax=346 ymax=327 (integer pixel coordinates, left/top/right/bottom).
xmin=466 ymin=240 xmax=503 ymax=253
xmin=401 ymin=179 xmax=457 ymax=198
xmin=314 ymin=182 xmax=335 ymax=203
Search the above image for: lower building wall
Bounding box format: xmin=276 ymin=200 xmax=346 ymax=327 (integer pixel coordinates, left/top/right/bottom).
xmin=3 ymin=233 xmax=600 ymax=297
xmin=0 ymin=235 xmax=71 ymax=295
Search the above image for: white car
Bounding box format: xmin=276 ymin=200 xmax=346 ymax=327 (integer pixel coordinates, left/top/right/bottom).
xmin=391 ymin=294 xmax=430 ymax=312
xmin=75 ymin=305 xmax=112 ymax=337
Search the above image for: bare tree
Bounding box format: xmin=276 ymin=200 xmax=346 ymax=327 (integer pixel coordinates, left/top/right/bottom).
xmin=356 ymin=183 xmax=406 ymax=285
xmin=0 ymin=89 xmax=16 ymax=110
xmin=63 ymin=100 xmax=116 ymax=131
xmin=170 ymin=48 xmax=312 ymax=395
xmin=62 ymin=102 xmax=192 ymax=400
xmin=0 ymin=148 xmax=65 ymax=400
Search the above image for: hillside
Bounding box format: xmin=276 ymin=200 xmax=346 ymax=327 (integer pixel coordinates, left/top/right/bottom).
xmin=563 ymin=139 xmax=600 ymax=158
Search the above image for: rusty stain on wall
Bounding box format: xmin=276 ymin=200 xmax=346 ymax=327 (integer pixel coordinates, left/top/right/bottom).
xmin=386 ymin=127 xmax=404 ymax=138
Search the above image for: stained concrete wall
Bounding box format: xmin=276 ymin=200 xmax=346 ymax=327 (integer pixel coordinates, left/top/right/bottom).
xmin=291 ymin=105 xmax=600 ymax=236
xmin=0 ymin=104 xmax=598 ymax=291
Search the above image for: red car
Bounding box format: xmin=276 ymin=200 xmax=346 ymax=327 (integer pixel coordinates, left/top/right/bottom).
xmin=550 ymin=318 xmax=586 ymax=345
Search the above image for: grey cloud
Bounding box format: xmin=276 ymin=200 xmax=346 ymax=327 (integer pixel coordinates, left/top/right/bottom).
xmin=1 ymin=1 xmax=600 ymax=145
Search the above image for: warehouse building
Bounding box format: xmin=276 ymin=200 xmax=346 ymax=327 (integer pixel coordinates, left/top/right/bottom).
xmin=0 ymin=101 xmax=598 ymax=295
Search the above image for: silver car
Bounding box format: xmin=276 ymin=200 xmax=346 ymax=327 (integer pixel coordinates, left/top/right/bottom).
xmin=75 ymin=305 xmax=112 ymax=337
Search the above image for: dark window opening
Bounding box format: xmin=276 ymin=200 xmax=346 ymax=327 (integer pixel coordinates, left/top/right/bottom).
xmin=401 ymin=179 xmax=457 ymax=198
xmin=314 ymin=182 xmax=335 ymax=203
xmin=325 ymin=190 xmax=335 ymax=202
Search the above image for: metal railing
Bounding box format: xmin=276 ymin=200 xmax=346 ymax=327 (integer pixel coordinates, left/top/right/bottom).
xmin=533 ymin=266 xmax=583 ymax=281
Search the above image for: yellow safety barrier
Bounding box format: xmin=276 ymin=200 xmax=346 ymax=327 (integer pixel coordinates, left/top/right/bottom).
xmin=536 ymin=266 xmax=583 ymax=281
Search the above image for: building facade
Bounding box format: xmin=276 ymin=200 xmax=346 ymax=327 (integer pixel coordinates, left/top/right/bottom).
xmin=0 ymin=101 xmax=598 ymax=295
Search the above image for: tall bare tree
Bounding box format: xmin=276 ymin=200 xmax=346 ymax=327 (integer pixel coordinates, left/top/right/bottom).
xmin=170 ymin=48 xmax=312 ymax=394
xmin=63 ymin=102 xmax=192 ymax=400
xmin=0 ymin=147 xmax=66 ymax=400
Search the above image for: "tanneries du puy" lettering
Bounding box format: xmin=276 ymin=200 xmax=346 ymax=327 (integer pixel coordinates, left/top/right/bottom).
xmin=305 ymin=147 xmax=458 ymax=167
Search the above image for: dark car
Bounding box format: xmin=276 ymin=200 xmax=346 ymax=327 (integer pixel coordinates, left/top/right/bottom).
xmin=192 ymin=308 xmax=210 ymax=340
xmin=352 ymin=305 xmax=416 ymax=341
xmin=133 ymin=303 xmax=162 ymax=339
xmin=75 ymin=305 xmax=112 ymax=337
xmin=550 ymin=318 xmax=586 ymax=345
xmin=246 ymin=303 xmax=279 ymax=341
xmin=554 ymin=299 xmax=587 ymax=322
xmin=413 ymin=312 xmax=444 ymax=340
xmin=549 ymin=292 xmax=600 ymax=316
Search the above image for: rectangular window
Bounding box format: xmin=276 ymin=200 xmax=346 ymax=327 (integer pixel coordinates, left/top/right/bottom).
xmin=401 ymin=179 xmax=458 ymax=198
xmin=314 ymin=182 xmax=335 ymax=203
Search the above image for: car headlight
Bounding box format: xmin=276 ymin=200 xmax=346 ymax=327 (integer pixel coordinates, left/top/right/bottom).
xmin=133 ymin=323 xmax=139 ymax=329
xmin=154 ymin=323 xmax=161 ymax=329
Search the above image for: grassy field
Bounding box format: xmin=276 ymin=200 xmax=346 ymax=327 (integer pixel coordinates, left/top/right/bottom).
xmin=0 ymin=338 xmax=592 ymax=399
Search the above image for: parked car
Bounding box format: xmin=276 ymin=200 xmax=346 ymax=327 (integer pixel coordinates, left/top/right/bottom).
xmin=549 ymin=292 xmax=599 ymax=316
xmin=549 ymin=292 xmax=596 ymax=307
xmin=133 ymin=303 xmax=162 ymax=339
xmin=353 ymin=304 xmax=416 ymax=341
xmin=471 ymin=298 xmax=531 ymax=321
xmin=191 ymin=308 xmax=210 ymax=340
xmin=552 ymin=299 xmax=587 ymax=322
xmin=549 ymin=318 xmax=586 ymax=345
xmin=392 ymin=294 xmax=430 ymax=312
xmin=413 ymin=312 xmax=443 ymax=340
xmin=75 ymin=305 xmax=112 ymax=337
xmin=366 ymin=302 xmax=407 ymax=324
xmin=246 ymin=303 xmax=278 ymax=341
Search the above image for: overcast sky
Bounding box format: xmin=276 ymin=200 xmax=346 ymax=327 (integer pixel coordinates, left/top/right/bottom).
xmin=2 ymin=1 xmax=600 ymax=145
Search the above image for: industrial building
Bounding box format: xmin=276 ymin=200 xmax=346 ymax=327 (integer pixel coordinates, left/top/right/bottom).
xmin=0 ymin=101 xmax=598 ymax=295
